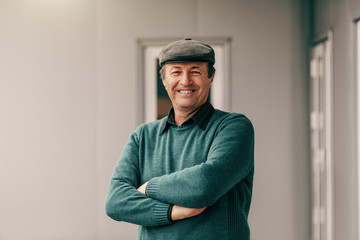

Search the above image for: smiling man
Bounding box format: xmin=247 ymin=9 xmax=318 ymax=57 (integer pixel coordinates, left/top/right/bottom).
xmin=105 ymin=39 xmax=254 ymax=240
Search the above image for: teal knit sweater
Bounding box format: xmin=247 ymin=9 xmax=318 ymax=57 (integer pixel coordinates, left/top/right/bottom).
xmin=105 ymin=109 xmax=254 ymax=240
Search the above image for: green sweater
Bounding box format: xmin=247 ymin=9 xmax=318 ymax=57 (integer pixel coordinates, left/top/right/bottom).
xmin=105 ymin=109 xmax=254 ymax=240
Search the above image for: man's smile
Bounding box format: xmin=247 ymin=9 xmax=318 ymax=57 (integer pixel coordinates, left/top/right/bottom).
xmin=178 ymin=90 xmax=195 ymax=94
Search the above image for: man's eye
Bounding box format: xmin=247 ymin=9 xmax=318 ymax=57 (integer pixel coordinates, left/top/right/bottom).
xmin=191 ymin=71 xmax=201 ymax=75
xmin=171 ymin=71 xmax=181 ymax=75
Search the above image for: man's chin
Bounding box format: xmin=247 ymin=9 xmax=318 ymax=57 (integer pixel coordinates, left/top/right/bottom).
xmin=178 ymin=101 xmax=196 ymax=108
xmin=176 ymin=103 xmax=201 ymax=113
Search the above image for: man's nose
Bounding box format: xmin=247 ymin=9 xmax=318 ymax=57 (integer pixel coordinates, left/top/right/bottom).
xmin=180 ymin=72 xmax=192 ymax=85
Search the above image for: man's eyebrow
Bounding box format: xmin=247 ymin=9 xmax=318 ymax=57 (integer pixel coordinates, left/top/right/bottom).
xmin=169 ymin=66 xmax=181 ymax=71
xmin=191 ymin=66 xmax=201 ymax=69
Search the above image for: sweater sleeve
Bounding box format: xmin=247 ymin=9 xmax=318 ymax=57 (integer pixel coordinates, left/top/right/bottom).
xmin=105 ymin=126 xmax=172 ymax=227
xmin=145 ymin=114 xmax=254 ymax=208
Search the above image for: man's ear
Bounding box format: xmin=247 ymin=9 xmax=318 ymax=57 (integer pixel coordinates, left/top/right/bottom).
xmin=209 ymin=73 xmax=215 ymax=83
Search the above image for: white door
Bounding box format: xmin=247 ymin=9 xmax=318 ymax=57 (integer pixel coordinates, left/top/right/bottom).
xmin=310 ymin=31 xmax=334 ymax=240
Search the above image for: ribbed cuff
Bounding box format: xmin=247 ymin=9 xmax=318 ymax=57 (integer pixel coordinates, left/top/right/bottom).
xmin=153 ymin=203 xmax=171 ymax=225
xmin=145 ymin=178 xmax=159 ymax=199
xmin=167 ymin=204 xmax=174 ymax=222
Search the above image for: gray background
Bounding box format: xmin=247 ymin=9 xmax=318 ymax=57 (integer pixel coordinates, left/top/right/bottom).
xmin=0 ymin=0 xmax=357 ymax=239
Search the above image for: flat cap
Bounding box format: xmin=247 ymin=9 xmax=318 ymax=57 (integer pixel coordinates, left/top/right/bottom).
xmin=159 ymin=38 xmax=215 ymax=67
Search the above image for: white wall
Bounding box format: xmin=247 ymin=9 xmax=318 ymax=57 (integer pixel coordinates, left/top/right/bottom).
xmin=0 ymin=0 xmax=309 ymax=239
xmin=0 ymin=0 xmax=97 ymax=239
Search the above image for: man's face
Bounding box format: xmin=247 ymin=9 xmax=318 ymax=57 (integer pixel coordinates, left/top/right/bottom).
xmin=162 ymin=62 xmax=214 ymax=113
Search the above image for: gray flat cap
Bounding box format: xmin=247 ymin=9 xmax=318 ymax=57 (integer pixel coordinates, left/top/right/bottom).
xmin=159 ymin=38 xmax=215 ymax=67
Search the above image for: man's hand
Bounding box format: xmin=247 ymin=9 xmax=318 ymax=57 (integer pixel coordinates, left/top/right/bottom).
xmin=171 ymin=205 xmax=207 ymax=221
xmin=137 ymin=181 xmax=148 ymax=195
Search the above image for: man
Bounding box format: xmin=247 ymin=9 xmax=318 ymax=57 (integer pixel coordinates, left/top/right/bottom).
xmin=105 ymin=38 xmax=254 ymax=240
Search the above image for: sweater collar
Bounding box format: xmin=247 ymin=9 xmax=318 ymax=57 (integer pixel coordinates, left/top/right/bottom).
xmin=160 ymin=101 xmax=215 ymax=134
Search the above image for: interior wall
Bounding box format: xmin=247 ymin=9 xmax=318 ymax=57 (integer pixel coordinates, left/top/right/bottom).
xmin=0 ymin=0 xmax=97 ymax=239
xmin=0 ymin=0 xmax=309 ymax=240
xmin=312 ymin=0 xmax=359 ymax=239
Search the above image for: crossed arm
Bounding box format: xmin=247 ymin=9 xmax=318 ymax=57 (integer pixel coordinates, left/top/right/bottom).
xmin=137 ymin=182 xmax=207 ymax=221
xmin=105 ymin=114 xmax=254 ymax=226
xmin=105 ymin=125 xmax=209 ymax=226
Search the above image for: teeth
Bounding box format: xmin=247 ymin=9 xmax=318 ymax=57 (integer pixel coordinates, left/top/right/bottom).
xmin=179 ymin=90 xmax=193 ymax=94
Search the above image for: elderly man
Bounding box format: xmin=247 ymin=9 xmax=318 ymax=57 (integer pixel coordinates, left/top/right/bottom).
xmin=105 ymin=38 xmax=254 ymax=240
